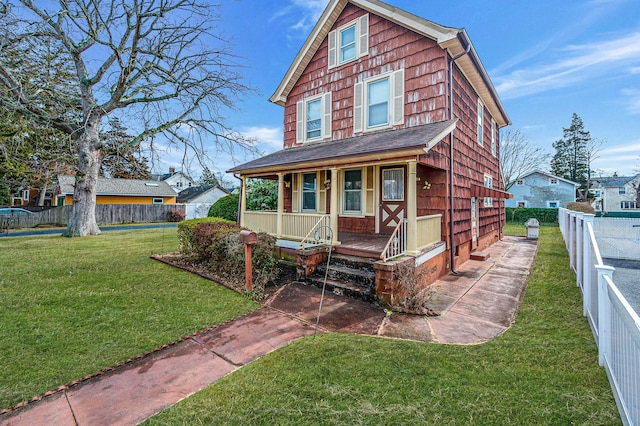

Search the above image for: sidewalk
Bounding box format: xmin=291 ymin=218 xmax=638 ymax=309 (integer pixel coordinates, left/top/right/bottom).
xmin=0 ymin=235 xmax=537 ymax=425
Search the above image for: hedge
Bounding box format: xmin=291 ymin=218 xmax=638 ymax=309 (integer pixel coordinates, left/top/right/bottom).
xmin=208 ymin=194 xmax=239 ymax=222
xmin=506 ymin=207 xmax=558 ymax=224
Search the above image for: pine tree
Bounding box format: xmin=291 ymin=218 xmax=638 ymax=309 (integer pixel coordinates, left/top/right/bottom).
xmin=550 ymin=113 xmax=591 ymax=190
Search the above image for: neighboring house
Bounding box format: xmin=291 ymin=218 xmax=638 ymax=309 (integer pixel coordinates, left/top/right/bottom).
xmin=56 ymin=175 xmax=177 ymax=206
xmin=151 ymin=167 xmax=196 ymax=193
xmin=177 ymin=184 xmax=229 ymax=219
xmin=592 ymin=174 xmax=640 ymax=213
xmin=506 ymin=170 xmax=579 ymax=209
xmin=228 ymin=0 xmax=511 ymax=301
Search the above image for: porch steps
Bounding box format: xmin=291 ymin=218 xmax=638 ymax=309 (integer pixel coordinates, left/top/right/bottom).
xmin=470 ymin=251 xmax=490 ymax=261
xmin=307 ymin=254 xmax=377 ymax=302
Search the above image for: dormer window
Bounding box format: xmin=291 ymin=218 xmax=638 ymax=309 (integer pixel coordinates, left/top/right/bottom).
xmin=328 ymin=14 xmax=369 ymax=69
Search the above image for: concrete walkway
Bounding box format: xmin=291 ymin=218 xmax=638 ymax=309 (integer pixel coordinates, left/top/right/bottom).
xmin=0 ymin=235 xmax=537 ymax=425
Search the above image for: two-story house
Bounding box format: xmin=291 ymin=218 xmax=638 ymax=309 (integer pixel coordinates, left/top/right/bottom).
xmin=506 ymin=170 xmax=579 ymax=209
xmin=152 ymin=168 xmax=196 ymax=193
xmin=228 ymin=0 xmax=511 ymax=302
xmin=592 ymin=174 xmax=640 ymax=214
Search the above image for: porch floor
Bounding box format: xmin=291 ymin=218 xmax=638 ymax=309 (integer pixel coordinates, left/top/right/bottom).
xmin=335 ymin=232 xmax=390 ymax=259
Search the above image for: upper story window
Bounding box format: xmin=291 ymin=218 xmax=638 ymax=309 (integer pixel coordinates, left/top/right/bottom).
xmin=549 ymin=178 xmax=558 ymax=185
xmin=477 ymin=99 xmax=484 ymax=147
xmin=515 ymin=179 xmax=524 ymax=186
xmin=619 ymin=187 xmax=627 ymax=194
xmin=328 ymin=14 xmax=369 ymax=69
xmin=296 ymin=93 xmax=332 ymax=143
xmin=491 ymin=119 xmax=496 ymax=156
xmin=353 ymin=69 xmax=404 ymax=133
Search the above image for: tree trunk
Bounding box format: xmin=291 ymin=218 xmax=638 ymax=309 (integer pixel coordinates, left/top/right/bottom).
xmin=36 ymin=185 xmax=47 ymax=206
xmin=63 ymin=117 xmax=102 ymax=237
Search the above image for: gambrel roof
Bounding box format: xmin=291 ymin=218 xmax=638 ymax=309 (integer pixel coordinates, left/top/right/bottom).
xmin=269 ymin=0 xmax=510 ymax=127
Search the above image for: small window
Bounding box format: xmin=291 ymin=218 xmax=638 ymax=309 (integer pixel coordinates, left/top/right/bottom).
xmin=152 ymin=198 xmax=164 ymax=205
xmin=547 ymin=201 xmax=559 ymax=208
xmin=343 ymin=169 xmax=362 ymax=213
xmin=328 ymin=14 xmax=368 ymax=69
xmin=483 ymin=174 xmax=493 ymax=208
xmin=22 ymin=190 xmax=30 ymax=201
xmin=515 ymin=179 xmax=524 ymax=186
xmin=619 ymin=187 xmax=626 ymax=195
xmin=340 ymin=25 xmax=356 ymax=63
xmin=382 ymin=168 xmax=404 ymax=201
xmin=549 ymin=178 xmax=558 ymax=185
xmin=491 ymin=119 xmax=496 ymax=156
xmin=306 ymin=99 xmax=322 ymax=140
xmin=517 ymin=201 xmax=526 ymax=208
xmin=621 ymin=201 xmax=637 ymax=209
xmin=477 ymin=100 xmax=484 ymax=146
xmin=302 ymin=173 xmax=317 ymax=211
xmin=176 ymin=182 xmax=183 ymax=188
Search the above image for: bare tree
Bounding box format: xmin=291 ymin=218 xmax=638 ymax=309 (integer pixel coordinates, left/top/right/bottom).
xmin=0 ymin=0 xmax=255 ymax=236
xmin=499 ymin=128 xmax=550 ymax=191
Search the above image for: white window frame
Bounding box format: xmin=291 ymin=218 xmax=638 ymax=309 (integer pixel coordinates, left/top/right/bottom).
xmin=547 ymin=200 xmax=559 ymax=208
xmin=328 ymin=14 xmax=369 ymax=69
xmin=302 ymin=172 xmax=318 ymax=212
xmin=483 ymin=173 xmax=493 ymax=208
xmin=621 ymin=201 xmax=637 ymax=209
xmin=22 ymin=190 xmax=30 ymax=201
xmin=619 ymin=187 xmax=627 ymax=195
xmin=516 ymin=201 xmax=527 ymax=208
xmin=353 ymin=69 xmax=404 ymax=133
xmin=342 ymin=168 xmax=363 ymax=214
xmin=491 ymin=118 xmax=496 ymax=156
xmin=296 ymin=93 xmax=332 ymax=143
xmin=515 ymin=179 xmax=524 ymax=186
xmin=549 ymin=178 xmax=559 ymax=185
xmin=152 ymin=198 xmax=164 ymax=205
xmin=477 ymin=99 xmax=484 ymax=147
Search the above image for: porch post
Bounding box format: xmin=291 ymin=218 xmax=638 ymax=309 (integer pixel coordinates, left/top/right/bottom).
xmin=330 ymin=168 xmax=339 ymax=244
xmin=406 ymin=160 xmax=418 ymax=255
xmin=277 ymin=173 xmax=284 ymax=237
xmin=240 ymin=176 xmax=247 ymax=227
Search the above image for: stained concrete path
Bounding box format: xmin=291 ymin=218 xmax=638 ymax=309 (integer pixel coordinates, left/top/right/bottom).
xmin=1 ymin=235 xmax=537 ymax=425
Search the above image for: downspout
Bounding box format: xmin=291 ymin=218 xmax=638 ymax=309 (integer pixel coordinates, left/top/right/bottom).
xmin=233 ymin=173 xmax=242 ymax=226
xmin=448 ymin=43 xmax=471 ymax=275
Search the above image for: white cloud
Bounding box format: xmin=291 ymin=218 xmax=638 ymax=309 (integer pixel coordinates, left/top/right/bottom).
xmin=270 ymin=0 xmax=329 ymax=34
xmin=240 ymin=126 xmax=283 ymax=152
xmin=495 ymin=32 xmax=640 ymax=100
xmin=621 ymin=88 xmax=640 ymax=114
xmin=590 ymin=140 xmax=640 ymax=176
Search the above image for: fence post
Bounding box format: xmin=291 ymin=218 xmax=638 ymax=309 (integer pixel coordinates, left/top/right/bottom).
xmin=576 ymin=213 xmax=584 ymax=287
xmin=596 ymin=264 xmax=615 ymax=366
xmin=582 ymin=215 xmax=595 ymax=317
xmin=568 ymin=211 xmax=576 ymax=271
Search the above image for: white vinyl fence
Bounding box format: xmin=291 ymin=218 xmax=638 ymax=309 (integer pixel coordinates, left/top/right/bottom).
xmin=559 ymin=208 xmax=639 ymax=425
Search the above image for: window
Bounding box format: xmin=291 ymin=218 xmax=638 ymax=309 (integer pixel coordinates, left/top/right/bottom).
xmin=483 ymin=174 xmax=493 ymax=207
xmin=547 ymin=201 xmax=559 ymax=208
xmin=22 ymin=190 xmax=30 ymax=201
xmin=477 ymin=99 xmax=484 ymax=146
xmin=491 ymin=119 xmax=496 ymax=156
xmin=517 ymin=201 xmax=527 ymax=208
xmin=549 ymin=178 xmax=558 ymax=185
xmin=619 ymin=187 xmax=627 ymax=194
xmin=343 ymin=169 xmax=362 ymax=213
xmin=296 ymin=93 xmax=332 ymax=143
xmin=152 ymin=198 xmax=164 ymax=204
xmin=621 ymin=201 xmax=638 ymax=209
xmin=515 ymin=179 xmax=524 ymax=186
xmin=353 ymin=69 xmax=404 ymax=132
xmin=176 ymin=182 xmax=183 ymax=188
xmin=328 ymin=14 xmax=368 ymax=68
xmin=382 ymin=168 xmax=404 ymax=201
xmin=302 ymin=173 xmax=317 ymax=211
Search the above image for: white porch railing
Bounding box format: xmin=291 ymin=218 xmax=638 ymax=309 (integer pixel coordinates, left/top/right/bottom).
xmin=243 ymin=211 xmax=278 ymax=234
xmin=417 ymin=214 xmax=442 ymax=250
xmin=243 ymin=211 xmax=330 ymax=244
xmin=381 ymin=219 xmax=407 ymax=262
xmin=559 ymin=208 xmax=640 ymax=425
xmin=300 ymin=215 xmax=331 ymax=249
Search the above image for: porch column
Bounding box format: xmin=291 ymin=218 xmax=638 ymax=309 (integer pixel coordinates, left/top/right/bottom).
xmin=277 ymin=173 xmax=284 ymax=237
xmin=330 ymin=168 xmax=339 ymax=244
xmin=240 ymin=176 xmax=247 ymax=226
xmin=406 ymin=160 xmax=418 ymax=255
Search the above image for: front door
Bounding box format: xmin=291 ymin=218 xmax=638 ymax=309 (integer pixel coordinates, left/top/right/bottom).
xmin=471 ymin=197 xmax=478 ymax=250
xmin=379 ymin=167 xmax=406 ymax=234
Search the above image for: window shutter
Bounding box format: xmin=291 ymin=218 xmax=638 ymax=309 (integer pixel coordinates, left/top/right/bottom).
xmin=328 ymin=30 xmax=337 ymax=69
xmin=296 ymin=100 xmax=304 ymax=143
xmin=358 ymin=14 xmax=369 ymax=57
xmin=353 ymin=82 xmax=363 ymax=133
xmin=322 ymin=92 xmax=332 ymax=139
xmin=392 ymin=69 xmax=404 ymax=126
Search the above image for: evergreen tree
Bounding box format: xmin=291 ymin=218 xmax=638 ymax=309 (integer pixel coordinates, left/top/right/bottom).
xmin=550 ymin=113 xmax=591 ymax=190
xmin=199 ymin=167 xmax=220 ymax=186
xmin=100 ymin=118 xmax=151 ymax=180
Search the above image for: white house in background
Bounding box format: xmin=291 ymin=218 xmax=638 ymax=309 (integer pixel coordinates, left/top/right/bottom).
xmin=591 ymin=174 xmax=640 ymax=214
xmin=505 ymin=170 xmax=579 ymax=208
xmin=151 ymin=167 xmax=196 ymax=193
xmin=177 ymin=184 xmax=229 ymax=219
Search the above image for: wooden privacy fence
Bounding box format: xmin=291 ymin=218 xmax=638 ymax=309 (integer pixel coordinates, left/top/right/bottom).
xmin=559 ymin=208 xmax=639 ymax=425
xmin=3 ymin=204 xmax=186 ymax=229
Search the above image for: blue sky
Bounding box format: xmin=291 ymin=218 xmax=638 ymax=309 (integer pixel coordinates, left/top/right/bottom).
xmin=160 ymin=0 xmax=640 ymax=180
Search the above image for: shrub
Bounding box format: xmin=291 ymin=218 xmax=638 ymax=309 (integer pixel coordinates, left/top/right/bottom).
xmin=167 ymin=208 xmax=186 ymax=222
xmin=208 ymin=194 xmax=239 ymax=221
xmin=506 ymin=207 xmax=558 ymax=224
xmin=177 ymin=217 xmax=237 ymax=256
xmin=565 ymin=202 xmax=595 ymax=214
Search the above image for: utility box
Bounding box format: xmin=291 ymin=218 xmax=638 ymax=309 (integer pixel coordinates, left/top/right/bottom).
xmin=525 ymin=218 xmax=539 ymax=239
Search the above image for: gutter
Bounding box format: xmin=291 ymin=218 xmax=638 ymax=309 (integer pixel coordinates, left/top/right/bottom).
xmin=447 ymin=40 xmax=471 ymax=275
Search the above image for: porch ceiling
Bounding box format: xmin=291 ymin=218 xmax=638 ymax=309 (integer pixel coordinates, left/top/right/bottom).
xmin=228 ymin=119 xmax=457 ymax=175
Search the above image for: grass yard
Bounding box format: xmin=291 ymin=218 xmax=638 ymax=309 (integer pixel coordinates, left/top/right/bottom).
xmin=0 ymin=228 xmax=258 ymax=409
xmin=146 ymin=225 xmax=621 ymax=425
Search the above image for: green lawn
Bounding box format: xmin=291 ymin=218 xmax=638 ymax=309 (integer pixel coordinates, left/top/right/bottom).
xmin=0 ymin=228 xmax=258 ymax=409
xmin=146 ymin=226 xmax=621 ymax=425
